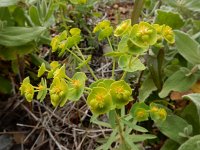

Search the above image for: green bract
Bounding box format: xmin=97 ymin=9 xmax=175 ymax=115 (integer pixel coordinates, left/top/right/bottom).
xmin=47 ymin=61 xmax=61 ymax=79
xmin=130 ymin=102 xmax=150 ymax=122
xmin=36 ymin=78 xmax=47 ymax=102
xmin=50 ymin=77 xmax=68 ymax=107
xmin=110 ymin=80 xmax=132 ymax=108
xmin=67 ymin=72 xmax=87 ymax=101
xmin=130 ymin=22 xmax=157 ymax=47
xmin=87 ymin=87 xmax=112 ymax=115
xmin=118 ymin=54 xmax=146 ymax=72
xmin=93 ymin=20 xmax=113 ymax=41
xmin=53 ymin=65 xmax=67 ymax=79
xmin=37 ymin=63 xmax=46 ymax=77
xmin=134 ymin=108 xmax=149 ymax=122
xmin=50 ymin=28 xmax=82 ymax=55
xmin=20 ymin=77 xmax=34 ymax=102
xmin=50 ymin=35 xmax=59 ymax=52
xmin=114 ymin=19 xmax=131 ymax=37
xmin=152 ymin=24 xmax=164 ymax=44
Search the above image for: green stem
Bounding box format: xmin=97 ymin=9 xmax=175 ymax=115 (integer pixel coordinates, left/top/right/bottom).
xmin=75 ymin=45 xmax=98 ymax=81
xmin=107 ymin=37 xmax=116 ymax=79
xmin=66 ymin=48 xmax=83 ymax=62
xmin=120 ymin=71 xmax=127 ymax=80
xmin=131 ymin=0 xmax=145 ymax=25
xmin=115 ymin=111 xmax=126 ymax=147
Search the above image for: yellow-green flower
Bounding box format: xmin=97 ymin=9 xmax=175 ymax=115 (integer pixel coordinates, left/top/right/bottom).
xmin=110 ymin=80 xmax=132 ymax=108
xmin=130 ymin=22 xmax=157 ymax=47
xmin=162 ymin=25 xmax=175 ymax=44
xmin=114 ymin=19 xmax=131 ymax=37
xmin=50 ymin=77 xmax=68 ymax=107
xmin=134 ymin=108 xmax=149 ymax=122
xmin=50 ymin=35 xmax=60 ymax=52
xmin=93 ymin=20 xmax=113 ymax=41
xmin=149 ymin=103 xmax=167 ymax=122
xmin=20 ymin=77 xmax=34 ymax=102
xmin=87 ymin=87 xmax=112 ymax=115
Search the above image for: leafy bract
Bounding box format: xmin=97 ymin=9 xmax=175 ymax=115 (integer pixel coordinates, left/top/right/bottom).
xmin=129 ymin=22 xmax=157 ymax=47
xmin=67 ymin=72 xmax=87 ymax=101
xmin=118 ymin=54 xmax=146 ymax=72
xmin=130 ymin=102 xmax=149 ymax=122
xmin=37 ymin=78 xmax=47 ymax=102
xmin=50 ymin=77 xmax=68 ymax=107
xmin=114 ymin=19 xmax=131 ymax=37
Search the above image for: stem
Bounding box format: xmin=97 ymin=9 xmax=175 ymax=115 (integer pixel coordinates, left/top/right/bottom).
xmin=131 ymin=0 xmax=145 ymax=25
xmin=75 ymin=45 xmax=98 ymax=81
xmin=66 ymin=48 xmax=83 ymax=62
xmin=120 ymin=71 xmax=127 ymax=80
xmin=107 ymin=37 xmax=116 ymax=79
xmin=115 ymin=111 xmax=126 ymax=146
xmin=186 ymin=65 xmax=199 ymax=76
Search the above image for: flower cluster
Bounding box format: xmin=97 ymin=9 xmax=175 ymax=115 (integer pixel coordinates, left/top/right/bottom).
xmin=20 ymin=62 xmax=87 ymax=107
xmin=87 ymin=79 xmax=132 ymax=115
xmin=131 ymin=102 xmax=167 ymax=122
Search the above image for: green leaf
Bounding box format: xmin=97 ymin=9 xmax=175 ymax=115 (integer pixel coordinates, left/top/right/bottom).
xmin=182 ymin=0 xmax=200 ymax=12
xmin=159 ymin=68 xmax=197 ymax=98
xmin=183 ymin=93 xmax=200 ymax=127
xmin=0 ymin=43 xmax=35 ymax=60
xmin=0 ymin=76 xmax=12 ymax=94
xmin=181 ymin=103 xmax=200 ymax=135
xmin=67 ymin=72 xmax=86 ymax=101
xmin=161 ymin=139 xmax=180 ymax=150
xmin=174 ymin=30 xmax=200 ymax=65
xmin=108 ymin=110 xmax=116 ymax=128
xmin=148 ymin=49 xmax=164 ymax=91
xmin=118 ymin=54 xmax=145 ymax=72
xmin=155 ymin=10 xmax=184 ymax=29
xmin=178 ymin=135 xmax=200 ymax=150
xmin=0 ymin=0 xmax=20 ymax=7
xmin=96 ymin=129 xmax=118 ymax=150
xmin=13 ymin=7 xmax=26 ymax=26
xmin=0 ymin=27 xmax=45 ymax=46
xmin=120 ymin=118 xmax=148 ymax=132
xmin=29 ymin=5 xmax=41 ymax=26
xmin=156 ymin=114 xmax=191 ymax=144
xmin=127 ymin=134 xmax=156 ymax=143
xmin=138 ymin=75 xmax=157 ymax=102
